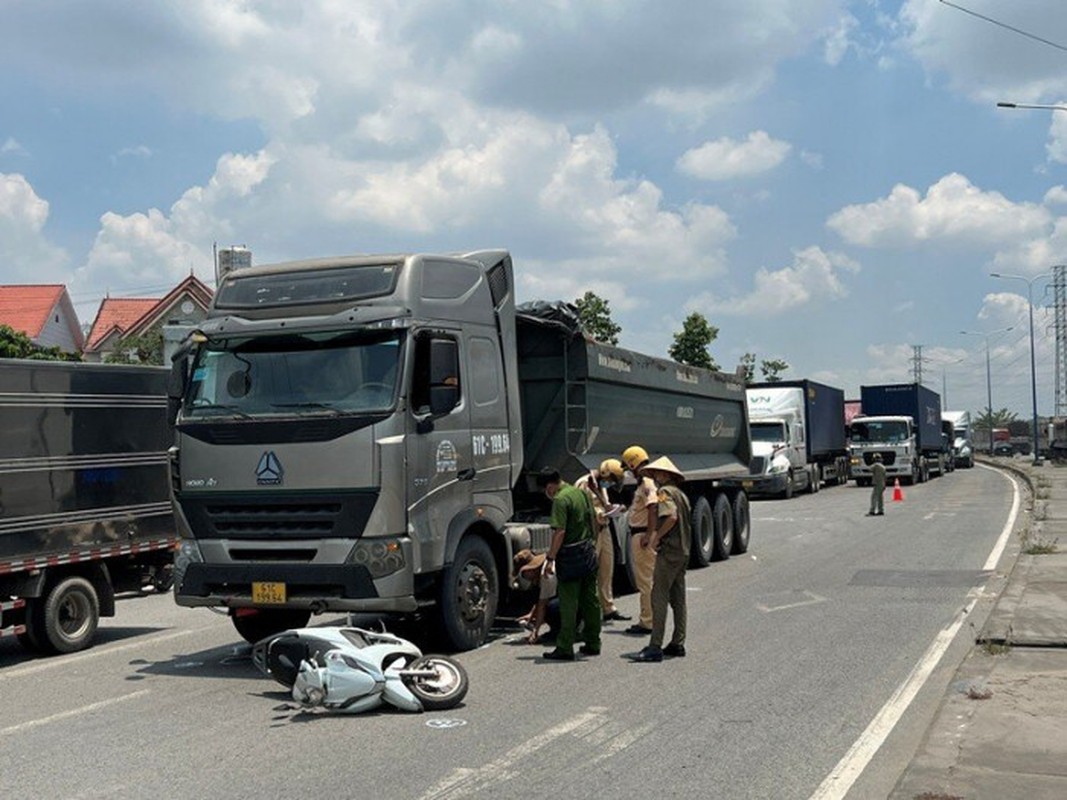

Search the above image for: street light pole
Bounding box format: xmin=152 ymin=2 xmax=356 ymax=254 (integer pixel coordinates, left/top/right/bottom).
xmin=991 ymin=272 xmax=1050 ymax=463
xmin=961 ymin=327 xmax=1014 ymax=455
xmin=997 ymin=102 xmax=1067 ymax=112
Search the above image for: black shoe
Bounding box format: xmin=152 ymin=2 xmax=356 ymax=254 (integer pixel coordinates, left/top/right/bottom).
xmin=875 ymin=511 xmax=885 ymax=516
xmin=865 ymin=512 xmax=875 ymax=516
xmin=603 ymin=610 xmax=632 ymax=622
xmin=579 ymin=645 xmax=601 ymax=656
xmin=663 ymin=643 xmax=686 ymax=658
xmin=542 ymin=648 xmax=576 ymax=661
xmin=624 ymin=624 xmax=652 ymax=636
xmin=629 ymin=646 xmax=663 ymax=663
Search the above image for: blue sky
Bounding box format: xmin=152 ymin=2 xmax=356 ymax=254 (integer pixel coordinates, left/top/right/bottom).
xmin=2 ymin=0 xmax=1066 ymax=418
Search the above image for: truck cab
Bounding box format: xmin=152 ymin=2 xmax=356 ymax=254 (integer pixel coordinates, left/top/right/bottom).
xmin=746 ymin=415 xmax=812 ymax=498
xmin=849 ymin=415 xmax=923 ymax=485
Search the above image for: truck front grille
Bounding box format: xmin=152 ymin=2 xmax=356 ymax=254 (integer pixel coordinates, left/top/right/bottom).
xmin=863 ymin=452 xmax=896 ymax=466
xmin=749 ymin=456 xmax=767 ymax=474
xmin=178 ymin=490 xmax=379 ymax=541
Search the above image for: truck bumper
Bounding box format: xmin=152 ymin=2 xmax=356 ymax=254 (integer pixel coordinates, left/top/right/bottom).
xmin=174 ymin=562 xmax=420 ymax=614
xmin=726 ymin=473 xmax=789 ymax=497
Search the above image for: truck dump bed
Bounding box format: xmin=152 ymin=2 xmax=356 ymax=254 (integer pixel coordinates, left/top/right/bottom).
xmin=515 ymin=316 xmax=750 ymax=483
xmin=0 ymin=359 xmax=174 ymax=565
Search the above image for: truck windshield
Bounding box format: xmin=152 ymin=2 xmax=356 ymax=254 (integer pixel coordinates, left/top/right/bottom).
xmin=850 ymin=420 xmax=909 ymax=444
xmin=184 ymin=330 xmax=402 ymax=419
xmin=750 ymin=421 xmax=787 ymax=443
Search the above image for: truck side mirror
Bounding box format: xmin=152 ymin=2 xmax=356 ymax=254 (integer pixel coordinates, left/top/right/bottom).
xmin=167 ymin=354 xmax=189 ymax=427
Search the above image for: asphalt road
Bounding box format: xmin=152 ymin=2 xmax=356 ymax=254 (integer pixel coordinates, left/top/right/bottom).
xmin=0 ymin=465 xmax=1021 ymax=800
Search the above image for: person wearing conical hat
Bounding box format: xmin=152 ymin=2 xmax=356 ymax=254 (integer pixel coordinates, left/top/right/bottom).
xmin=630 ymin=456 xmax=690 ymax=663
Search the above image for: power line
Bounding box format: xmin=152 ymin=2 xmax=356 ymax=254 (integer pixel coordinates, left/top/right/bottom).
xmin=939 ymin=0 xmax=1067 ymax=53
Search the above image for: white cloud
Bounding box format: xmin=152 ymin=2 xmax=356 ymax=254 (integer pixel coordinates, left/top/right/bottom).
xmin=823 ymin=12 xmax=858 ymax=65
xmin=677 ymin=131 xmax=792 ymax=181
xmin=1048 ymin=107 xmax=1067 ymax=164
xmin=0 ymin=172 xmax=68 ymax=281
xmin=1 ymin=137 xmax=28 ymax=157
xmin=1044 ymin=186 xmax=1067 ymax=205
xmin=686 ymin=245 xmax=859 ymax=316
xmin=827 ymin=173 xmax=1051 ymax=249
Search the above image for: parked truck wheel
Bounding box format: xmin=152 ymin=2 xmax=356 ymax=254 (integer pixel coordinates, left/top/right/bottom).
xmin=731 ymin=491 xmax=750 ymax=555
xmin=438 ymin=535 xmax=499 ymax=651
xmin=31 ymin=576 xmax=100 ymax=654
xmin=689 ymin=496 xmax=714 ymax=567
xmin=232 ymin=609 xmax=311 ymax=644
xmin=711 ymin=495 xmax=733 ymax=562
xmin=782 ymin=472 xmax=794 ymax=500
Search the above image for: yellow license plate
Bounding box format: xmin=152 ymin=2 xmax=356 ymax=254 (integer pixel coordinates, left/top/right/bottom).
xmin=742 ymin=480 xmax=753 ymax=489
xmin=252 ymin=581 xmax=287 ymax=604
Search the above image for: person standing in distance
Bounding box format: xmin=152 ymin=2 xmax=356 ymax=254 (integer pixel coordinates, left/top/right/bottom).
xmin=631 ymin=457 xmax=691 ymax=662
xmin=867 ymin=452 xmax=886 ymax=516
xmin=537 ymin=468 xmax=603 ymax=661
xmin=574 ymin=459 xmax=630 ymax=623
xmin=621 ymin=445 xmax=658 ymax=636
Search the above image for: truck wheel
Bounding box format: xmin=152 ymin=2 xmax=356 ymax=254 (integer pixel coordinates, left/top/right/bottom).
xmin=711 ymin=495 xmax=733 ymax=562
xmin=438 ymin=536 xmax=499 ymax=651
xmin=32 ymin=576 xmax=100 ymax=654
xmin=232 ymin=609 xmax=311 ymax=644
xmin=731 ymin=492 xmax=750 ymax=555
xmin=782 ymin=472 xmax=794 ymax=500
xmin=689 ymin=496 xmax=714 ymax=567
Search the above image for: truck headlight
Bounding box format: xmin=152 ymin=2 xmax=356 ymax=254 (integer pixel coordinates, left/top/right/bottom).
xmin=768 ymin=461 xmax=789 ymax=475
xmin=347 ymin=538 xmax=405 ymax=578
xmin=173 ymin=538 xmax=203 ymax=591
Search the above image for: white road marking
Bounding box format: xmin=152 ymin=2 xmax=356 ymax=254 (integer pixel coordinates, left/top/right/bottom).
xmin=0 ymin=627 xmax=212 ymax=682
xmin=808 ymin=467 xmax=1021 ymax=800
xmin=418 ymin=707 xmax=609 ymax=799
xmin=0 ymin=689 xmax=150 ymax=736
xmin=757 ymin=591 xmax=827 ymax=613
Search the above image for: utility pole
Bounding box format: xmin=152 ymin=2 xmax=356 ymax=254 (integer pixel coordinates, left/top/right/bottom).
xmin=911 ymin=344 xmax=923 ymax=384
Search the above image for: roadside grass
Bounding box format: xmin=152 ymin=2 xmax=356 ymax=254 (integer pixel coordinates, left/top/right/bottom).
xmin=1024 ymin=536 xmax=1059 ymax=555
xmin=981 ymin=640 xmax=1011 ymax=656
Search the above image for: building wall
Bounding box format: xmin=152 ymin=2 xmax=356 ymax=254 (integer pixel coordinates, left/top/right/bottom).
xmin=34 ymin=304 xmax=80 ymax=353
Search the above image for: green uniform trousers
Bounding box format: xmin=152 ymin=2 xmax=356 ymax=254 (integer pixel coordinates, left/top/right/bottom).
xmin=650 ymin=542 xmax=687 ymax=649
xmin=556 ymin=570 xmax=602 ymax=655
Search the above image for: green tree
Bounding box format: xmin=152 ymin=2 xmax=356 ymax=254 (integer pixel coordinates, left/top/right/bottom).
xmin=104 ymin=330 xmax=164 ymax=365
xmin=574 ymin=290 xmax=621 ymax=345
xmin=760 ymin=358 xmax=790 ymax=382
xmin=668 ymin=312 xmax=719 ymax=370
xmin=0 ymin=324 xmax=80 ymax=361
xmin=739 ymin=352 xmax=756 ymax=383
xmin=972 ymin=408 xmax=1019 ymax=435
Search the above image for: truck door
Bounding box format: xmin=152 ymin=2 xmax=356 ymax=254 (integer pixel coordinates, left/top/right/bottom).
xmin=407 ymin=332 xmax=474 ymax=567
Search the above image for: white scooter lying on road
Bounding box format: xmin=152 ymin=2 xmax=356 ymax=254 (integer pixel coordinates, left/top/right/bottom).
xmin=252 ymin=626 xmax=469 ymax=713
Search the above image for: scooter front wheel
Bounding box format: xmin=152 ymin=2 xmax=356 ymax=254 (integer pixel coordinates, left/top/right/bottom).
xmin=402 ymin=656 xmax=469 ymax=711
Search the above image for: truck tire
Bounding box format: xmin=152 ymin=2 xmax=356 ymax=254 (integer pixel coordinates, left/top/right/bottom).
xmin=32 ymin=576 xmax=99 ymax=654
xmin=438 ymin=535 xmax=499 ymax=651
xmin=782 ymin=472 xmax=794 ymax=500
xmin=731 ymin=491 xmax=750 ymax=555
xmin=689 ymin=496 xmax=714 ymax=567
xmin=232 ymin=609 xmax=311 ymax=644
xmin=711 ymin=495 xmax=733 ymax=562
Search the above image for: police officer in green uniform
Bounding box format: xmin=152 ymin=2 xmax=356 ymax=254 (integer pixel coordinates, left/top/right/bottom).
xmin=867 ymin=452 xmax=886 ymax=516
xmin=630 ymin=457 xmax=691 ymax=662
xmin=538 ymin=468 xmax=602 ymax=661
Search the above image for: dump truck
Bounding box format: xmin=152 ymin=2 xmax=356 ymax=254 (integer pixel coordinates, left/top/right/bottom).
xmin=168 ymin=250 xmax=752 ymax=650
xmin=849 ymin=383 xmax=944 ymax=485
xmin=735 ymin=379 xmax=849 ymax=498
xmin=0 ymin=359 xmax=176 ymax=654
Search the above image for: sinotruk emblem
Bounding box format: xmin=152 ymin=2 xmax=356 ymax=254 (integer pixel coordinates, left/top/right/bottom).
xmin=256 ymin=451 xmax=283 ymax=485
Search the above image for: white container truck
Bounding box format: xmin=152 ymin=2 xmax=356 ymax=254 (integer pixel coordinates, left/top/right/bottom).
xmin=942 ymin=410 xmax=974 ymax=468
xmin=733 ymin=380 xmax=850 ymax=499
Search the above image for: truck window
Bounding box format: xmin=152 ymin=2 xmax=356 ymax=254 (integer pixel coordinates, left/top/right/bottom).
xmin=411 ymin=334 xmax=460 ymax=415
xmin=184 ymin=329 xmax=402 ymax=418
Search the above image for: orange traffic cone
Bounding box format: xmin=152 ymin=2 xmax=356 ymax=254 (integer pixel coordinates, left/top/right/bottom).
xmin=892 ymin=479 xmax=904 ymax=502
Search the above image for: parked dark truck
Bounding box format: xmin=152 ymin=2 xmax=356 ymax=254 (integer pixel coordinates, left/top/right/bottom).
xmin=168 ymin=250 xmax=752 ymax=650
xmin=849 ymin=383 xmax=944 ymax=485
xmin=0 ymin=360 xmax=176 ymax=654
xmin=735 ymin=379 xmax=849 ymax=498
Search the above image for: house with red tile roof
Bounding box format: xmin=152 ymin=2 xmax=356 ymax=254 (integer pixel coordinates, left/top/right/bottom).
xmin=0 ymin=284 xmax=84 ymax=353
xmin=83 ymin=274 xmax=214 ymax=362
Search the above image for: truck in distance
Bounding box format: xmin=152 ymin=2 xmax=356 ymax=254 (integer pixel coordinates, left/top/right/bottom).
xmin=849 ymin=383 xmax=944 ymax=486
xmin=167 ymin=250 xmax=753 ymax=650
xmin=942 ymin=410 xmax=974 ymax=468
xmin=738 ymin=380 xmax=849 ymax=499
